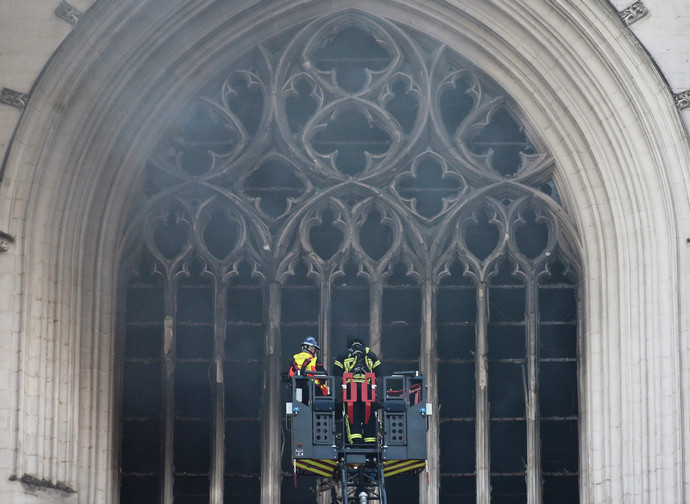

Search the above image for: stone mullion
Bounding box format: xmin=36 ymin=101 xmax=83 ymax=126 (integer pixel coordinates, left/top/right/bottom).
xmin=261 ymin=280 xmax=282 ymax=504
xmin=420 ymin=278 xmax=438 ymax=504
xmin=210 ymin=279 xmax=227 ymax=504
xmin=320 ymin=276 xmax=333 ymax=365
xmin=317 ymin=276 xmax=333 ymax=504
xmin=476 ymin=279 xmax=490 ymax=504
xmin=525 ymin=279 xmax=542 ymax=504
xmin=161 ymin=278 xmax=176 ymax=504
xmin=369 ymin=279 xmax=382 ymax=356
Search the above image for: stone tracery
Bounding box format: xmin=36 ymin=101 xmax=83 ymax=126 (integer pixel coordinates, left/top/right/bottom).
xmin=120 ymin=10 xmax=579 ymax=503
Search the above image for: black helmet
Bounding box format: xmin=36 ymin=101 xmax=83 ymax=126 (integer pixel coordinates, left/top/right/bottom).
xmin=347 ymin=335 xmax=364 ymax=349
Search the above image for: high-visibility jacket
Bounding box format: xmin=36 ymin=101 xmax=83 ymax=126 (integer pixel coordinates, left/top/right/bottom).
xmin=289 ymin=350 xmax=327 ymax=394
xmin=289 ymin=350 xmax=318 ymax=377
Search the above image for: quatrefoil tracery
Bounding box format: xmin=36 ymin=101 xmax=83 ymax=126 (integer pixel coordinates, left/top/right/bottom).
xmin=240 ymin=155 xmax=310 ymax=219
xmin=305 ymin=101 xmax=401 ymax=178
xmin=394 ymin=153 xmax=466 ymax=221
xmin=302 ymin=16 xmax=402 ymax=96
xmin=137 ymin=11 xmax=571 ymax=284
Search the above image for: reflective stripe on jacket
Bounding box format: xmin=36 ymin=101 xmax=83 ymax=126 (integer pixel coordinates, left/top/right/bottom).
xmin=333 ymin=347 xmax=380 ymax=381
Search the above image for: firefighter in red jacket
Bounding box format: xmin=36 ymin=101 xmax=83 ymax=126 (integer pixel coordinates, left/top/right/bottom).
xmin=333 ymin=336 xmax=381 ymax=444
xmin=289 ymin=337 xmax=328 ymax=402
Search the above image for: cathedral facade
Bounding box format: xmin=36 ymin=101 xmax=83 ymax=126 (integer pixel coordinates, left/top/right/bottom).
xmin=0 ymin=1 xmax=689 ymax=503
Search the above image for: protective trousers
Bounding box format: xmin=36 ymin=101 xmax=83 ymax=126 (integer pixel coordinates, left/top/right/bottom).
xmin=344 ymin=382 xmax=377 ymax=444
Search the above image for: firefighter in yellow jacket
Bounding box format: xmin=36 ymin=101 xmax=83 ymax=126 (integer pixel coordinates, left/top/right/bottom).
xmin=289 ymin=337 xmax=328 ymax=401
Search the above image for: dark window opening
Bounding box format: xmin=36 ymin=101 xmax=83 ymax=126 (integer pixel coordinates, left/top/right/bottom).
xmin=285 ymin=78 xmax=320 ymax=134
xmin=385 ymin=78 xmax=420 ymax=134
xmin=438 ymin=259 xmax=477 ymax=496
xmin=515 ymin=207 xmax=549 ymax=259
xmin=396 ymin=155 xmax=464 ymax=220
xmin=311 ymin=107 xmax=393 ymax=176
xmin=242 ymin=158 xmax=306 ymax=219
xmin=467 ymin=108 xmax=536 ymax=177
xmin=440 ymin=72 xmax=476 ymax=136
xmin=171 ymin=102 xmax=239 ymax=176
xmin=332 ymin=259 xmax=370 ymax=352
xmin=463 ymin=207 xmax=501 ymax=261
xmin=382 ymin=261 xmax=421 ymax=374
xmin=311 ymin=25 xmax=392 ymax=93
xmin=120 ymin=14 xmax=579 ymax=504
xmin=359 ymin=209 xmax=394 ymax=261
xmin=224 ymin=71 xmax=265 ymax=136
xmin=308 ymin=208 xmax=345 ymax=261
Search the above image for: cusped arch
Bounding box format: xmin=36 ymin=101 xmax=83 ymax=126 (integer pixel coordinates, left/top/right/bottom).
xmin=275 ymin=182 xmax=427 ymax=280
xmin=121 ymin=188 xmax=272 ymax=273
xmin=432 ymin=182 xmax=581 ymax=272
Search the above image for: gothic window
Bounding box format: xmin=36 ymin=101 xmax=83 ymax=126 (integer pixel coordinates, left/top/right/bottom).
xmin=118 ymin=11 xmax=580 ymax=503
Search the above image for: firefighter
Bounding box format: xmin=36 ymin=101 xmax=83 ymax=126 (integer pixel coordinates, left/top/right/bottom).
xmin=333 ymin=336 xmax=381 ymax=444
xmin=289 ymin=336 xmax=328 ymax=402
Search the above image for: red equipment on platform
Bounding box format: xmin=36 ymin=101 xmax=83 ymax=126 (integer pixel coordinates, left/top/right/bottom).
xmin=342 ymin=372 xmax=377 ymax=424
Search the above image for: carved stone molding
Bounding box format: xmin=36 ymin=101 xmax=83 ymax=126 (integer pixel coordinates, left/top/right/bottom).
xmin=674 ymin=90 xmax=690 ymax=110
xmin=0 ymin=231 xmax=14 ymax=254
xmin=55 ymin=1 xmax=84 ymax=26
xmin=0 ymin=231 xmax=14 ymax=253
xmin=0 ymin=88 xmax=28 ymax=109
xmin=618 ymin=1 xmax=649 ymax=26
